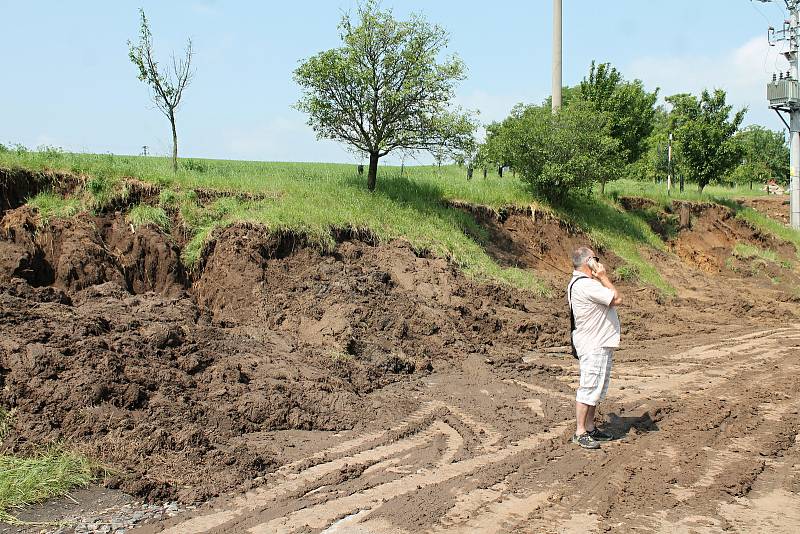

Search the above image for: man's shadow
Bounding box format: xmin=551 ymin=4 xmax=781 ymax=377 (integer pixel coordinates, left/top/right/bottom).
xmin=602 ymin=411 xmax=659 ymax=439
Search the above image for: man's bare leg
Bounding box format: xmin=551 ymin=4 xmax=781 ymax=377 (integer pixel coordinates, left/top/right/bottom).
xmin=585 ymin=405 xmax=596 ymax=432
xmin=576 ymin=401 xmax=590 ymax=435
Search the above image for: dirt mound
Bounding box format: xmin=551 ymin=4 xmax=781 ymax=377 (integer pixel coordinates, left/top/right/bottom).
xmin=0 ymin=213 xmax=566 ymax=502
xmin=99 ymin=215 xmax=186 ymax=296
xmin=0 ymin=207 xmax=186 ymax=296
xmin=459 ymin=205 xmax=617 ymax=281
xmin=195 ymin=223 xmax=558 ymax=363
xmin=670 ymin=201 xmax=794 ymax=273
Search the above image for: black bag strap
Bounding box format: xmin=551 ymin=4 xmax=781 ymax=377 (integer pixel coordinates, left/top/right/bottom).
xmin=568 ymin=276 xmax=589 ymax=359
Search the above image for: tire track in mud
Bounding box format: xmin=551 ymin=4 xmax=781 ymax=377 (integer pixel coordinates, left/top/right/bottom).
xmin=145 ymin=326 xmax=800 ymax=533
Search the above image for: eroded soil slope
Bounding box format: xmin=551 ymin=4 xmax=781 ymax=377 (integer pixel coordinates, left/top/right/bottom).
xmin=1 ymin=176 xmax=799 ymax=531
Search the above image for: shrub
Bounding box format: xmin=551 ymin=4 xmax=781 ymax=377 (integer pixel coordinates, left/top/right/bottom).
xmin=486 ymin=101 xmax=623 ymax=202
xmin=181 ymin=159 xmax=208 ymax=173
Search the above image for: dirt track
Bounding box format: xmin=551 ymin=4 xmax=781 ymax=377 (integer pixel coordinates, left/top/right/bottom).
xmin=136 ymin=324 xmax=800 ymax=533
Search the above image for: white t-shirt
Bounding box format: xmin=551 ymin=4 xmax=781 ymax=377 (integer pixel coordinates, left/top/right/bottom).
xmin=568 ymin=271 xmax=620 ymax=355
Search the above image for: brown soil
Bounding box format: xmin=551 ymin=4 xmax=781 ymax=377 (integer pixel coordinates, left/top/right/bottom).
xmin=741 ymin=196 xmax=791 ymax=226
xmin=1 ymin=181 xmax=800 ymax=532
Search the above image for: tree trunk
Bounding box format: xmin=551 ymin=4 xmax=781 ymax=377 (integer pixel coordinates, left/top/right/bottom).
xmin=170 ymin=112 xmax=178 ymax=173
xmin=600 ymin=179 xmax=606 ymax=195
xmin=367 ymin=152 xmax=379 ymax=192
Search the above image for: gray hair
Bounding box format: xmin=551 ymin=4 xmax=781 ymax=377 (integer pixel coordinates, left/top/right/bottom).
xmin=571 ymin=246 xmax=593 ymax=269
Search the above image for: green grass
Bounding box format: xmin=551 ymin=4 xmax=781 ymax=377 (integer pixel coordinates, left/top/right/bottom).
xmin=606 ymin=178 xmax=768 ymax=202
xmin=127 ymin=204 xmax=170 ymax=232
xmin=732 ymin=242 xmax=792 ymax=269
xmin=556 ymin=195 xmax=675 ymax=294
xmin=7 ymin=149 xmax=790 ymax=295
xmin=27 ymin=192 xmax=82 ymax=225
xmin=1 ymin=150 xmax=547 ymax=291
xmin=0 ymin=448 xmax=94 ymax=524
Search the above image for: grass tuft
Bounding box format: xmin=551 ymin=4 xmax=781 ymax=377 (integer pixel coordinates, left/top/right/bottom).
xmin=732 ymin=242 xmax=792 ymax=269
xmin=0 ymin=447 xmax=94 ymax=524
xmin=126 ymin=204 xmax=170 ymax=232
xmin=26 ymin=192 xmax=82 ymax=225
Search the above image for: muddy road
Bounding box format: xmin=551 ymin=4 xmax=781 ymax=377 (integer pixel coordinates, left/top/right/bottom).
xmin=140 ymin=325 xmax=800 ymax=533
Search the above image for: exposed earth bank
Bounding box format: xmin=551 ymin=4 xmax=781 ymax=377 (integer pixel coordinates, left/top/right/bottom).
xmin=1 ymin=172 xmax=799 ymax=532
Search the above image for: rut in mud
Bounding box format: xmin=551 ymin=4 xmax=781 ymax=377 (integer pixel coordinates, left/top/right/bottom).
xmin=1 ymin=172 xmax=799 ymax=531
xmin=145 ymin=326 xmax=800 ymax=533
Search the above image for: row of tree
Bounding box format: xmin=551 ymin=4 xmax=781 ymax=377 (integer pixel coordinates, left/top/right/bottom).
xmin=480 ymin=61 xmax=789 ymax=202
xmin=128 ymin=2 xmax=788 ymax=198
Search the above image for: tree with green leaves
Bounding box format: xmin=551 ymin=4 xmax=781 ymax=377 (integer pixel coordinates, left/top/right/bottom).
xmin=485 ymin=101 xmax=622 ymax=202
xmin=128 ymin=9 xmax=194 ymax=173
xmin=667 ymin=90 xmax=746 ymax=192
xmin=578 ymin=62 xmax=659 ymax=177
xmin=730 ymin=125 xmax=788 ymax=185
xmin=294 ymin=1 xmax=475 ymax=191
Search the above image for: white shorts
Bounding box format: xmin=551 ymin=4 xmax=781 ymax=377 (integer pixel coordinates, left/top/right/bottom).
xmin=576 ymin=347 xmax=614 ymax=406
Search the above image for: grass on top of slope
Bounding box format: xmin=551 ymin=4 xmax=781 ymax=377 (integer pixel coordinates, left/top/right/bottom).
xmin=0 ymin=149 xmax=531 ymax=209
xmin=12 ymin=149 xmax=780 ymax=294
xmin=2 ymin=150 xmax=546 ymax=292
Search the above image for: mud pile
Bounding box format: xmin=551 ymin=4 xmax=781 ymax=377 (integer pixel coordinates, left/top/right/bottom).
xmin=0 ymin=181 xmax=798 ymax=504
xmin=0 ymin=206 xmax=568 ymax=502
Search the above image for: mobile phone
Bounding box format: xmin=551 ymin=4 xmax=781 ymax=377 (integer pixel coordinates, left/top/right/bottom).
xmin=587 ymin=257 xmax=600 ymax=273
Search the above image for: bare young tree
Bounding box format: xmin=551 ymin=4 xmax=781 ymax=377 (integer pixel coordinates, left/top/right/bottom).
xmin=128 ymin=9 xmax=193 ymax=173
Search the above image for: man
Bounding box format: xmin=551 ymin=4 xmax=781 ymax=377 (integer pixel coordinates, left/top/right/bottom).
xmin=567 ymin=246 xmax=623 ymax=450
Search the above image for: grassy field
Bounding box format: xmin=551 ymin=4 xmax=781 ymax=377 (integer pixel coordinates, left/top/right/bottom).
xmin=2 ymin=148 xmax=792 ymax=294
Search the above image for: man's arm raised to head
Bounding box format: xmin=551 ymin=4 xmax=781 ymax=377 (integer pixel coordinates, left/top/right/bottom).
xmin=593 ymin=263 xmax=623 ymax=307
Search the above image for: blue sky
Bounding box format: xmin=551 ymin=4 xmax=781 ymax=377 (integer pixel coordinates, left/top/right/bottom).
xmin=0 ymin=0 xmax=793 ymax=164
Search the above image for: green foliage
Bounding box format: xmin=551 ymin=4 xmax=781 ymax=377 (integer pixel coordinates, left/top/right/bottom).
xmin=294 ymin=0 xmax=476 ymax=190
xmin=486 ymin=101 xmax=623 ymax=202
xmin=667 ymin=90 xmax=746 ymax=192
xmin=728 ymin=125 xmax=788 ymax=185
xmin=181 ymin=158 xmax=207 ymax=173
xmin=85 ymin=173 xmax=127 ymax=211
xmin=578 ymin=61 xmax=659 ymax=165
xmin=615 ymin=264 xmax=640 ymax=282
xmin=158 ymin=188 xmax=180 ymax=209
xmin=127 ymin=204 xmax=170 ymax=232
xmin=27 ymin=192 xmax=81 ymax=225
xmin=0 ymin=447 xmax=94 ymax=524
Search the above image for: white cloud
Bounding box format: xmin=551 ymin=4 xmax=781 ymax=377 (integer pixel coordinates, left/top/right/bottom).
xmin=626 ymin=35 xmax=788 ymax=130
